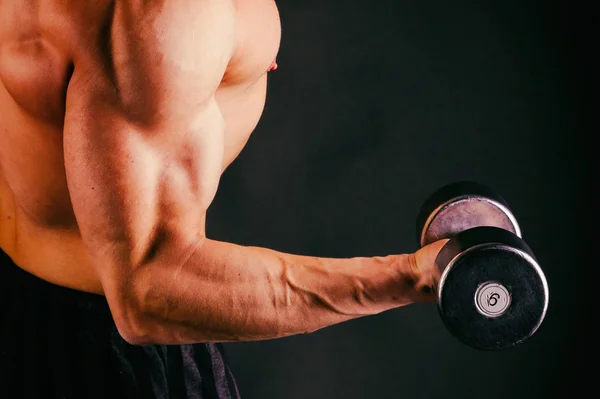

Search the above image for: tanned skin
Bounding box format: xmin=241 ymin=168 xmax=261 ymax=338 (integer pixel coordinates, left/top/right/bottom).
xmin=0 ymin=0 xmax=446 ymax=345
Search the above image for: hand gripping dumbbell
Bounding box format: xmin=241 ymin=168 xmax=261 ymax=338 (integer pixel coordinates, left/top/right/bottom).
xmin=416 ymin=181 xmax=549 ymax=350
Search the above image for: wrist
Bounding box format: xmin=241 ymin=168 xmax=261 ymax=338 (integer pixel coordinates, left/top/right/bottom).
xmin=354 ymin=254 xmax=424 ymax=311
xmin=386 ymin=253 xmax=438 ymax=305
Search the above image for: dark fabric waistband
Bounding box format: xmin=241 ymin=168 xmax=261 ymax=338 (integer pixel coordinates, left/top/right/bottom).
xmin=0 ymin=247 xmax=241 ymax=399
xmin=0 ymin=247 xmax=111 ymax=314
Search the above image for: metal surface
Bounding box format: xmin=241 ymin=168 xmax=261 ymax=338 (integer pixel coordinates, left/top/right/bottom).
xmin=474 ymin=281 xmax=512 ymax=318
xmin=420 ymin=195 xmax=521 ymax=247
xmin=416 ymin=181 xmax=521 ymax=247
xmin=435 ymin=227 xmax=549 ymax=350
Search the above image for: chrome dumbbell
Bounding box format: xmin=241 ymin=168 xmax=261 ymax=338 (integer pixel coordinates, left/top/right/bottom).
xmin=416 ymin=181 xmax=549 ymax=350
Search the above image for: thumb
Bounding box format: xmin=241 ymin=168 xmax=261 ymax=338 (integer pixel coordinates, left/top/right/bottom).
xmin=410 ymin=239 xmax=449 ymax=303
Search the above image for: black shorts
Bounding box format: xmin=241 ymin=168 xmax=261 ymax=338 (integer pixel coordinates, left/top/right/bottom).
xmin=0 ymin=249 xmax=240 ymax=399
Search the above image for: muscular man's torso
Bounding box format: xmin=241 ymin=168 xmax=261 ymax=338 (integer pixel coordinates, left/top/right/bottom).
xmin=0 ymin=0 xmax=281 ymax=294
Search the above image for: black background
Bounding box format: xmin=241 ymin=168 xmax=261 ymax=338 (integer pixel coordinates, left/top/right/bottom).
xmin=207 ymin=1 xmax=589 ymax=398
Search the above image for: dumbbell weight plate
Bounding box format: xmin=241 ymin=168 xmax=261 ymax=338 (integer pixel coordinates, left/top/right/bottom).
xmin=416 ymin=181 xmax=521 ymax=247
xmin=436 ymin=226 xmax=549 ymax=350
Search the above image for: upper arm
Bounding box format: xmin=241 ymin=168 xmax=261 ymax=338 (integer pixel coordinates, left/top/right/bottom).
xmin=63 ymin=0 xmax=235 ymax=319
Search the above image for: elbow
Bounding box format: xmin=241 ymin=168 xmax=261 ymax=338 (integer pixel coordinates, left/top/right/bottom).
xmin=105 ymin=271 xmax=162 ymax=346
xmin=117 ymin=326 xmax=153 ymax=347
xmin=114 ymin=312 xmax=155 ymax=346
xmin=102 ymin=238 xmax=203 ymax=345
xmin=110 ymin=294 xmax=156 ymax=346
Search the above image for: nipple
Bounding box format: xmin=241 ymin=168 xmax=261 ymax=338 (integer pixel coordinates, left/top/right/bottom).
xmin=268 ymin=58 xmax=278 ymax=72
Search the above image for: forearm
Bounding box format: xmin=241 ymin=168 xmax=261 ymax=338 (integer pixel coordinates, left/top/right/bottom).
xmin=122 ymin=237 xmax=424 ymax=345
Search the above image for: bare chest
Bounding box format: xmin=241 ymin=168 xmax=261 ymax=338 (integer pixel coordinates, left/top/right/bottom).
xmin=0 ymin=0 xmax=281 ymax=224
